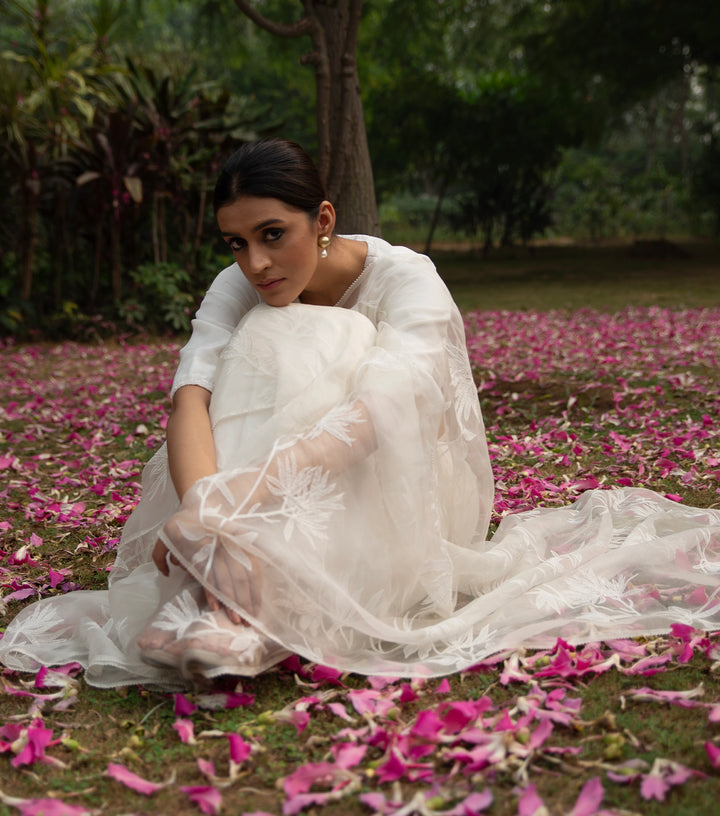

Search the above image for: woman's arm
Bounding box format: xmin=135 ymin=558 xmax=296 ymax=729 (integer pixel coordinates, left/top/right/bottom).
xmin=166 ymin=385 xmax=217 ymax=499
xmin=153 ymin=385 xmax=217 ymax=577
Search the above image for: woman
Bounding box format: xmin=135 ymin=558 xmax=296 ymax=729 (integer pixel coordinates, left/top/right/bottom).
xmin=1 ymin=140 xmax=719 ymax=690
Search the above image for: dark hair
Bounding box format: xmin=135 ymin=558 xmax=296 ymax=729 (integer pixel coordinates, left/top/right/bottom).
xmin=213 ymin=139 xmax=327 ymax=217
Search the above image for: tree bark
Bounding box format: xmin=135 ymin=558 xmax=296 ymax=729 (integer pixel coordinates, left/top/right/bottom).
xmin=425 ymin=174 xmax=449 ymax=255
xmin=232 ymin=0 xmax=380 ymax=235
xmin=110 ymin=214 xmax=122 ymax=303
xmin=20 ymin=185 xmax=38 ymax=301
xmin=646 ymin=95 xmax=658 ymax=173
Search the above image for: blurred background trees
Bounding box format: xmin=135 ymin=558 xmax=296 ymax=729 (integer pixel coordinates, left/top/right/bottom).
xmin=1 ymin=0 xmax=719 ymax=336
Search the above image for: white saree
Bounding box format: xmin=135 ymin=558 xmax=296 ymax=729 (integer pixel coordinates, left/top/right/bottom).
xmin=1 ymin=236 xmax=719 ymax=690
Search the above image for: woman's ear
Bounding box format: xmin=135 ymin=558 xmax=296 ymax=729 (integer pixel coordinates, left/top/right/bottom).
xmin=316 ymin=200 xmax=336 ymax=236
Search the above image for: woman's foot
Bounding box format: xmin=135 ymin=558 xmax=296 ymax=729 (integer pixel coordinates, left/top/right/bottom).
xmin=163 ymin=608 xmax=291 ymax=682
xmin=136 ymin=582 xmax=206 ymax=670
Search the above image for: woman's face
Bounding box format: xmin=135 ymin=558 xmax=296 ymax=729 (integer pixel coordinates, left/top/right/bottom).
xmin=216 ymin=196 xmax=327 ymax=307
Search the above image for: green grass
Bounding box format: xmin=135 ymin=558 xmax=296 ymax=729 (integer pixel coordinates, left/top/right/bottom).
xmin=427 ymin=239 xmax=720 ymax=312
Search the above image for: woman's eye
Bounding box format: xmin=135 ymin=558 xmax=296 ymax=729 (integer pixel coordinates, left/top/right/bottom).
xmin=228 ymin=238 xmax=246 ymax=252
xmin=264 ymin=228 xmax=283 ymax=243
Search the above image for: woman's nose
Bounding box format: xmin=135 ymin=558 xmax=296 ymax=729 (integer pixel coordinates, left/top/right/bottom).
xmin=247 ymin=244 xmax=270 ymax=275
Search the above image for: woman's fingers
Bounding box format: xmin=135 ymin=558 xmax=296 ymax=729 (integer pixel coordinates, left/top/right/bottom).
xmin=163 ymin=502 xmax=259 ymax=626
xmin=152 ymin=539 xmax=170 ymax=575
xmin=152 ymin=538 xmax=181 ymax=575
xmin=203 ymin=586 xmax=248 ymax=626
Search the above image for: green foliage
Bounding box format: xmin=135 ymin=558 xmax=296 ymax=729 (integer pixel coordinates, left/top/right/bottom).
xmin=370 ymin=67 xmax=576 ymax=249
xmin=551 ymin=150 xmax=695 ymax=240
xmin=692 ymin=134 xmax=720 ymax=236
xmin=522 ymin=0 xmax=720 ymax=116
xmin=3 ymin=0 xmax=720 ymax=331
xmin=119 ymin=262 xmax=194 ymax=332
xmin=0 ymin=0 xmax=279 ymax=336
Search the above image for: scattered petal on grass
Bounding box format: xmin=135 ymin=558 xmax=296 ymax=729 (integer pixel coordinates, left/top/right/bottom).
xmin=516 ymin=784 xmax=548 ymax=816
xmin=105 ymin=762 xmax=172 ymax=795
xmin=173 ymin=717 xmax=196 ymax=744
xmin=174 ymin=692 xmax=197 ymax=716
xmin=568 ymin=776 xmax=604 ymax=816
xmin=227 ymin=732 xmax=252 ymax=763
xmin=435 ymin=677 xmax=451 ymax=694
xmin=705 ymin=741 xmax=720 ymax=768
xmin=639 ymin=759 xmax=699 ymax=802
xmin=0 ymin=790 xmax=98 ymax=815
xmin=181 ymin=785 xmax=223 ymax=815
xmin=195 ymin=691 xmax=256 ymax=710
xmin=11 ymin=721 xmax=54 ymax=768
xmin=623 ymin=684 xmax=706 ymax=708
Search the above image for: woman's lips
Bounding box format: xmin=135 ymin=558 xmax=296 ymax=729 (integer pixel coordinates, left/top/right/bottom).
xmin=257 ymin=278 xmax=284 ymax=291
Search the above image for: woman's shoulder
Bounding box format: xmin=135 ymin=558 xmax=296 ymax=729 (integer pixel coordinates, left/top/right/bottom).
xmin=344 ymin=234 xmax=434 ymax=267
xmin=344 ymin=235 xmax=440 ymax=291
xmin=345 ymin=235 xmax=456 ymax=319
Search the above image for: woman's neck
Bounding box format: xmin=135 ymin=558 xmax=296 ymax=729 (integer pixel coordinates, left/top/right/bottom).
xmin=300 ymin=236 xmax=369 ymax=306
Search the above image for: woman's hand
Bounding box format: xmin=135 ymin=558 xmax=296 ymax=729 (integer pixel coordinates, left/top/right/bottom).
xmin=154 ymin=499 xmax=255 ymax=626
xmin=151 ymin=537 xmax=178 ymax=576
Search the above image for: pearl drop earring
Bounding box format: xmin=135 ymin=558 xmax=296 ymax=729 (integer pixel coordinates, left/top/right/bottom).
xmin=318 ymin=236 xmax=330 ymax=258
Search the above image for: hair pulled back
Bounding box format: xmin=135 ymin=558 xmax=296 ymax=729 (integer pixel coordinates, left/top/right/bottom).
xmin=213 ymin=139 xmax=327 ymax=218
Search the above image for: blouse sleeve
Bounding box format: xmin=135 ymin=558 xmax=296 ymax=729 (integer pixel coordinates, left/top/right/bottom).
xmin=171 ymin=263 xmax=261 ymax=398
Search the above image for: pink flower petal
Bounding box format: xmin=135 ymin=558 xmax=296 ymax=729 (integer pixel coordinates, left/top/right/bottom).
xmin=331 ymin=742 xmax=367 ymax=769
xmin=435 ymin=677 xmax=451 ymax=694
xmin=282 ymin=762 xmax=340 ymax=797
xmin=517 ymin=784 xmax=546 ymax=816
xmin=180 ymin=785 xmax=222 ymax=815
xmin=327 ymin=701 xmax=354 ymax=721
xmin=11 ymin=722 xmax=53 ymax=768
xmin=3 ymin=798 xmax=92 ymax=815
xmin=174 ymin=692 xmax=197 ymax=716
xmin=310 ymin=665 xmax=345 ymax=685
xmin=376 ymin=750 xmax=407 ymax=784
xmin=172 ymin=718 xmax=195 ymax=744
xmin=640 ymin=773 xmax=669 ymax=802
xmin=227 ymin=732 xmax=252 ymax=763
xmin=106 ymin=762 xmax=165 ymax=795
xmin=705 ymin=741 xmax=720 ymax=768
xmin=195 ymin=691 xmax=255 ymax=710
xmin=569 ymin=777 xmax=603 ymax=815
xmin=445 ymin=790 xmax=493 ymax=814
xmin=282 ymin=792 xmax=331 ymax=816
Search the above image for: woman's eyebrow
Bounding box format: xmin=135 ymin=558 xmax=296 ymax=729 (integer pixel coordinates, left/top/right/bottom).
xmin=252 ymin=218 xmax=284 ymax=232
xmin=220 ymin=218 xmax=283 ymax=238
xmin=220 ymin=218 xmax=286 ymax=238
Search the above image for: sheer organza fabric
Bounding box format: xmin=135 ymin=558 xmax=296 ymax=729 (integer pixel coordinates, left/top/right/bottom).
xmin=1 ymin=238 xmax=719 ymax=690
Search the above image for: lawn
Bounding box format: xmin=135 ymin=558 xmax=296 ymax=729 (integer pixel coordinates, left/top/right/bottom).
xmin=0 ymin=243 xmax=719 ymax=815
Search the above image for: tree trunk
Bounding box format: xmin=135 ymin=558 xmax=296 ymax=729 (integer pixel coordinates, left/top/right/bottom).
xmin=20 ymin=157 xmax=40 ymax=301
xmin=646 ymin=95 xmax=658 ymax=173
xmin=20 ymin=189 xmax=38 ymax=301
xmin=232 ymin=0 xmax=380 ymax=235
xmin=152 ymin=191 xmax=160 ymax=265
xmin=482 ymin=218 xmax=493 ymax=257
xmin=110 ymin=215 xmax=122 ymax=303
xmin=91 ymin=218 xmax=103 ymax=307
xmin=159 ymin=194 xmax=167 ymax=264
xmin=424 ymin=174 xmax=449 ymax=255
xmin=190 ymin=185 xmax=207 ymax=274
xmin=675 ymin=74 xmax=690 ymax=179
